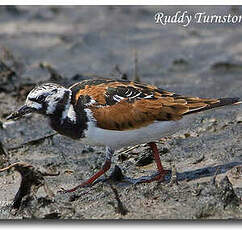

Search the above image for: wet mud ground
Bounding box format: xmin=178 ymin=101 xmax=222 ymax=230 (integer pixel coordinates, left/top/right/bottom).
xmin=0 ymin=6 xmax=241 ymax=219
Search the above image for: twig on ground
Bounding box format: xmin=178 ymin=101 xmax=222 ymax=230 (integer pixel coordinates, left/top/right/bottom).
xmin=117 ymin=144 xmax=141 ymax=154
xmin=133 ymin=48 xmax=140 ymax=82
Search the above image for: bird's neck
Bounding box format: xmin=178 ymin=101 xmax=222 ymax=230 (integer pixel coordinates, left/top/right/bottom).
xmin=50 ymin=90 xmax=71 ymax=120
xmin=49 ymin=90 xmax=88 ymax=139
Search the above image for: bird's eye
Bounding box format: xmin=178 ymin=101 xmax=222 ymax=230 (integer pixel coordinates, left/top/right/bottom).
xmin=36 ymin=95 xmax=45 ymax=103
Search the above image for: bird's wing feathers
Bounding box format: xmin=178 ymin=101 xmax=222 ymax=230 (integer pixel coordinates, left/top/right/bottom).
xmin=70 ymin=79 xmax=236 ymax=131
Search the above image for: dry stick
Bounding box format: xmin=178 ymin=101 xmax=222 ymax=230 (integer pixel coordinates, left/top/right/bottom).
xmin=133 ymin=48 xmax=140 ymax=82
xmin=117 ymin=139 xmax=167 ymax=155
xmin=0 ymin=162 xmax=28 ymax=172
xmin=117 ymin=144 xmax=141 ymax=154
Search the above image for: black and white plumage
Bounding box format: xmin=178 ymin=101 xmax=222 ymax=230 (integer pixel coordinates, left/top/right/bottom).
xmin=7 ymin=79 xmax=241 ymax=192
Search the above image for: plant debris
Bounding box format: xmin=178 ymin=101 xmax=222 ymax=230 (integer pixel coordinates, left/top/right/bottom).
xmin=0 ymin=162 xmax=60 ymax=210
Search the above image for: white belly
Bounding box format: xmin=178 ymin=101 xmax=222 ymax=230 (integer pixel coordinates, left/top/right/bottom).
xmin=82 ymin=119 xmax=186 ymax=150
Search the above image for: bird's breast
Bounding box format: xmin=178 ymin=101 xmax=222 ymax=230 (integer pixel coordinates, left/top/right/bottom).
xmin=49 ymin=116 xmax=86 ymax=139
xmin=83 ymin=119 xmax=183 ymax=150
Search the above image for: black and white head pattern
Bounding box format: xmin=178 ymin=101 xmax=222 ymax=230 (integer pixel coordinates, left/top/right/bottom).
xmin=26 ymin=83 xmax=70 ymax=115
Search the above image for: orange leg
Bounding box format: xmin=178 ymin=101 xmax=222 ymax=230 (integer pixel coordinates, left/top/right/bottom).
xmin=61 ymin=147 xmax=113 ymax=193
xmin=142 ymin=142 xmax=168 ymax=183
xmin=61 ymin=143 xmax=168 ymax=193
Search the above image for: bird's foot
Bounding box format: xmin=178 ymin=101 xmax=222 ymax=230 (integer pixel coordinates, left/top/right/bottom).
xmin=137 ymin=170 xmax=170 ymax=184
xmin=121 ymin=169 xmax=170 ymax=185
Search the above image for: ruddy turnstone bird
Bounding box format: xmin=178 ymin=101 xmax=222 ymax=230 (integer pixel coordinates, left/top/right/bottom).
xmin=7 ymin=79 xmax=241 ymax=192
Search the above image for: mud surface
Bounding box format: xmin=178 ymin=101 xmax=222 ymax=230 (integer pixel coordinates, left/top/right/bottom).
xmin=0 ymin=6 xmax=241 ymax=219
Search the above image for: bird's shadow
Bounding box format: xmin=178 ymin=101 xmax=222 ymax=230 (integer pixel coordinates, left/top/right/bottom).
xmin=175 ymin=161 xmax=241 ymax=182
xmin=95 ymin=161 xmax=242 ymax=186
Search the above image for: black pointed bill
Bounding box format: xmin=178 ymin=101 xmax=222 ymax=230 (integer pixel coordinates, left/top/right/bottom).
xmin=6 ymin=105 xmax=36 ymax=120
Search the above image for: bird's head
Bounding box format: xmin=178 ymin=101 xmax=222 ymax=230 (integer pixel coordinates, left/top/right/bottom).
xmin=7 ymin=83 xmax=71 ymax=120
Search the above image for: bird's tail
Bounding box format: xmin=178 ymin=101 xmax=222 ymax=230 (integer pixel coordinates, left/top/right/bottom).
xmin=184 ymin=97 xmax=241 ymax=115
xmin=234 ymin=100 xmax=242 ymax=105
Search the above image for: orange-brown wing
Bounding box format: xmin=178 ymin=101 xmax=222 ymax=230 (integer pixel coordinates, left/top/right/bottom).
xmin=70 ymin=79 xmax=236 ymax=131
xmin=89 ymin=96 xmax=225 ymax=131
xmin=90 ymin=98 xmax=188 ymax=130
